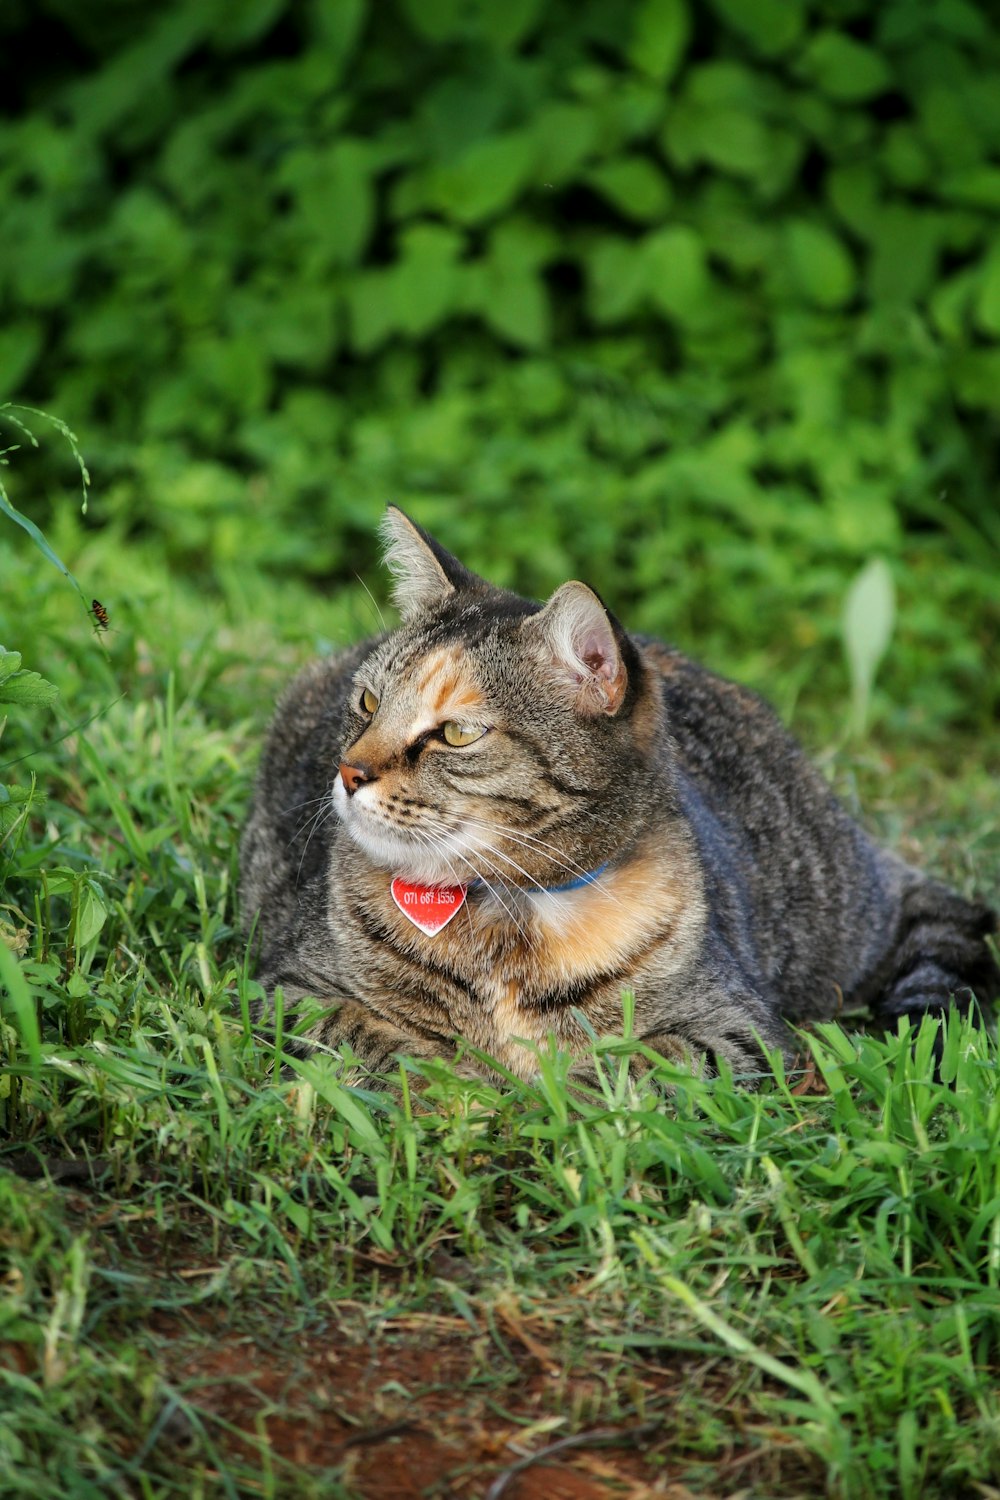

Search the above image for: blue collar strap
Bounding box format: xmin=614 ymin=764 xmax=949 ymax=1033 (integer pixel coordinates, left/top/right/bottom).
xmin=470 ymin=862 xmax=609 ymax=897
xmin=539 ymin=862 xmax=609 ymax=895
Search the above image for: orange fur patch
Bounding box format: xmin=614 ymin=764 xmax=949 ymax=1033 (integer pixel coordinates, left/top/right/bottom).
xmin=414 ymin=646 xmax=485 ymax=726
xmin=532 ymin=854 xmax=686 ymax=979
xmin=486 ymin=852 xmax=703 ymax=1051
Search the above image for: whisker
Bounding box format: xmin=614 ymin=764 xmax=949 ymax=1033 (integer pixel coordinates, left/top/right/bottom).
xmin=294 ymin=789 xmax=337 ymax=877
xmin=463 ymin=835 xmax=617 ymax=920
xmin=286 ymin=802 xmax=325 ymax=855
xmin=410 ymin=827 xmax=477 ymax=940
xmin=452 ymin=815 xmax=626 ymax=908
xmin=453 ymin=832 xmax=554 ymax=900
xmin=281 ymin=792 xmax=335 ymax=848
xmin=457 ymin=854 xmax=528 ymax=941
xmin=417 ymin=816 xmax=554 ymax=939
xmin=458 ymin=814 xmax=599 ymax=875
xmin=416 ymin=825 xmax=529 ymax=942
xmin=354 ymin=572 xmax=387 ymax=633
xmin=280 ymin=791 xmax=332 ymax=818
xmin=440 ymin=836 xmax=529 ymax=941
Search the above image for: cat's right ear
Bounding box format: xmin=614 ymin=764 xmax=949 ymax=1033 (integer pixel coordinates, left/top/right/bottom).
xmin=379 ymin=506 xmax=481 ymax=622
xmin=529 ymin=581 xmax=629 ymax=716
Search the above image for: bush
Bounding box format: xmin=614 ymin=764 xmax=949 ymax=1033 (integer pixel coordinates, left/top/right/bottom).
xmin=1 ymin=0 xmax=998 ymax=734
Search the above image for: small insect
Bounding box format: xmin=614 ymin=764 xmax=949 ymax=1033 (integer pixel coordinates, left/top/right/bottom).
xmin=90 ymin=598 xmax=111 ymax=630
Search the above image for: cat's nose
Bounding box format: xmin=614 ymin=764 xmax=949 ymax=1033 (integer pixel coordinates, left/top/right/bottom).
xmin=339 ymin=761 xmax=375 ymax=795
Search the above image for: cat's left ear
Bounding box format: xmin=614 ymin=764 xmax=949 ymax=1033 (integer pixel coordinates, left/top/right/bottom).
xmin=380 ymin=506 xmax=482 ymax=621
xmin=529 ymin=581 xmax=628 ymax=716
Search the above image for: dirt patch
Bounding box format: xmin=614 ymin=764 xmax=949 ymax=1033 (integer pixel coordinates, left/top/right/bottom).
xmin=1 ymin=1187 xmax=821 ymax=1497
xmin=156 ymin=1306 xmax=672 ymax=1498
xmin=146 ymin=1294 xmax=816 ymax=1499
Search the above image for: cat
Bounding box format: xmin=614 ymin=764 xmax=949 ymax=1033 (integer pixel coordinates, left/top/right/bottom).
xmin=240 ymin=507 xmax=998 ymax=1084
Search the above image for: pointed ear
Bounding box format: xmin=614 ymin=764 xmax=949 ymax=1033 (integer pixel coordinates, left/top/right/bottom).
xmin=528 ymin=581 xmax=628 ymax=716
xmin=379 ymin=506 xmax=480 ymax=621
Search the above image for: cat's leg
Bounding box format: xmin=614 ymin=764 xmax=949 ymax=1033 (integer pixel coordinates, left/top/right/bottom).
xmin=253 ymin=967 xmax=474 ymax=1083
xmin=871 ymin=876 xmax=999 ymax=1028
xmin=309 ymin=997 xmax=479 ymax=1078
xmin=633 ymin=975 xmax=796 ymax=1084
xmin=639 ymin=1021 xmax=793 ymax=1081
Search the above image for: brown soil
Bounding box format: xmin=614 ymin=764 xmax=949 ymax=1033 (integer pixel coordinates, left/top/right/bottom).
xmin=154 ymin=1304 xmax=672 ymax=1498
xmin=3 ymin=1186 xmax=821 ymax=1498
xmin=142 ymin=1289 xmax=812 ymax=1499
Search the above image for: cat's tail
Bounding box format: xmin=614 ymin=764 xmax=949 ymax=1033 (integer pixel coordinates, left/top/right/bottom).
xmin=873 ymin=876 xmax=999 ymax=1025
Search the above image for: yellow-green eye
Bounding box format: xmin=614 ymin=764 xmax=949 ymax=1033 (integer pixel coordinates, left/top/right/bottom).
xmin=361 ymin=687 xmax=379 ymax=715
xmin=442 ymin=721 xmax=485 ymax=747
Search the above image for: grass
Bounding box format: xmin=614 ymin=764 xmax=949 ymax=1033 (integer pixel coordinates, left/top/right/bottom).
xmin=2 ymin=523 xmax=999 ymax=1499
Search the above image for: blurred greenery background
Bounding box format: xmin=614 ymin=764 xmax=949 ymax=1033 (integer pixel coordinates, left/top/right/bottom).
xmin=1 ymin=0 xmax=998 ymax=744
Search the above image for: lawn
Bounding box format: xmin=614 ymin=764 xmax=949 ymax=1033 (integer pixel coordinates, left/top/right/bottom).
xmin=2 ymin=501 xmax=999 ymax=1500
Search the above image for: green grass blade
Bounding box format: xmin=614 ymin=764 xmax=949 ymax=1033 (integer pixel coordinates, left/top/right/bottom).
xmin=0 ymin=940 xmax=40 ymax=1071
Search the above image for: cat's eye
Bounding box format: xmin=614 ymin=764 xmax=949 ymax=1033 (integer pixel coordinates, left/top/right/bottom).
xmin=360 ymin=687 xmax=379 ymax=715
xmin=442 ymin=721 xmax=485 ymax=747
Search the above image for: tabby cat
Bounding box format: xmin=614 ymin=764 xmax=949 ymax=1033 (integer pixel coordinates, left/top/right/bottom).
xmin=240 ymin=508 xmax=998 ymax=1082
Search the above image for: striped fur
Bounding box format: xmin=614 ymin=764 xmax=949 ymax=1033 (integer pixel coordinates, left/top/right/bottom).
xmin=240 ymin=509 xmax=999 ymax=1084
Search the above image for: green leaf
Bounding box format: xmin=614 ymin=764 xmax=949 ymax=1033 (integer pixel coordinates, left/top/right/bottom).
xmin=391 ymin=224 xmax=463 ymax=337
xmin=0 ymin=322 xmax=43 ymax=400
xmin=0 ymin=484 xmax=86 ymax=604
xmin=476 ymin=0 xmax=545 ymax=49
xmin=480 ymin=269 xmax=551 ymax=350
xmin=798 ymin=31 xmax=891 ymax=102
xmin=286 ymin=1056 xmax=389 ymax=1157
xmin=626 ymin=0 xmax=690 ymax=83
xmin=587 ymin=156 xmax=672 ymax=222
xmin=929 ymin=267 xmax=978 ymax=342
xmin=258 ymin=289 xmax=338 ymax=371
xmin=952 ymin=348 xmax=1000 ymax=412
xmin=396 ymin=0 xmax=463 ymax=41
xmin=942 ymin=165 xmax=1000 ymax=209
xmin=867 ymin=207 xmax=940 ymax=304
xmin=429 ymin=132 xmax=536 ymax=225
xmin=76 ymin=882 xmax=109 ymax=949
xmin=974 ymin=245 xmax=1000 ymax=337
xmin=345 ymin=269 xmax=395 ymax=354
xmin=310 ymin=0 xmax=368 ymax=71
xmin=881 ymin=123 xmax=931 ymax=190
xmin=785 ymin=221 xmax=855 ymax=309
xmin=0 ymin=670 xmax=59 ymax=708
xmin=0 ymin=783 xmax=39 ymax=840
xmin=532 ymin=102 xmax=599 ymax=185
xmin=708 ymin=0 xmax=804 ymax=56
xmin=826 ymin=164 xmax=881 ymax=240
xmin=0 ymin=652 xmax=23 ymax=683
xmin=665 ymin=102 xmax=771 ymax=178
xmin=586 ymin=238 xmax=648 ymax=324
xmin=210 ymin=0 xmax=286 ymax=49
xmin=0 ymin=940 xmax=40 ymax=1072
xmin=280 ymin=140 xmax=375 ymax=268
xmin=841 ymin=558 xmax=896 ymax=736
xmin=684 ymin=59 xmax=767 ymax=110
xmin=644 ymin=226 xmax=713 ymax=326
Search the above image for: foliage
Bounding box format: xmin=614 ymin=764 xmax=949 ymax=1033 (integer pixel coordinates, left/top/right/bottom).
xmin=0 ymin=405 xmax=91 ymax=616
xmin=841 ymin=556 xmax=896 ymax=736
xmin=0 ymin=0 xmax=998 ymax=734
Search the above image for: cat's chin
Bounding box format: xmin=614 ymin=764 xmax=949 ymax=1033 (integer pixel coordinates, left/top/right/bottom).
xmin=334 ymin=786 xmax=472 ymax=886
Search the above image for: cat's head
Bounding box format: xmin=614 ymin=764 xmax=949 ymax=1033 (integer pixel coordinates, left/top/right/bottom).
xmin=333 ymin=507 xmax=665 ymax=890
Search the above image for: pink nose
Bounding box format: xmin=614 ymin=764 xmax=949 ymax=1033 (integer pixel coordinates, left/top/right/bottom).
xmin=339 ymin=761 xmax=373 ymax=795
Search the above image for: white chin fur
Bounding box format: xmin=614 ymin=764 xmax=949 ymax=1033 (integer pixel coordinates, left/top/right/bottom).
xmin=333 ymin=780 xmax=473 ymax=885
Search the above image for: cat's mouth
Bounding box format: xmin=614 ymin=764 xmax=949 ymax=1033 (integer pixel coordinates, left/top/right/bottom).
xmin=332 ymin=778 xmax=475 ymax=886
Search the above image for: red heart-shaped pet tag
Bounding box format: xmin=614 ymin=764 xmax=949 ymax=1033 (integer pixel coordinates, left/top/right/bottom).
xmin=390 ymin=877 xmax=468 ymax=936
